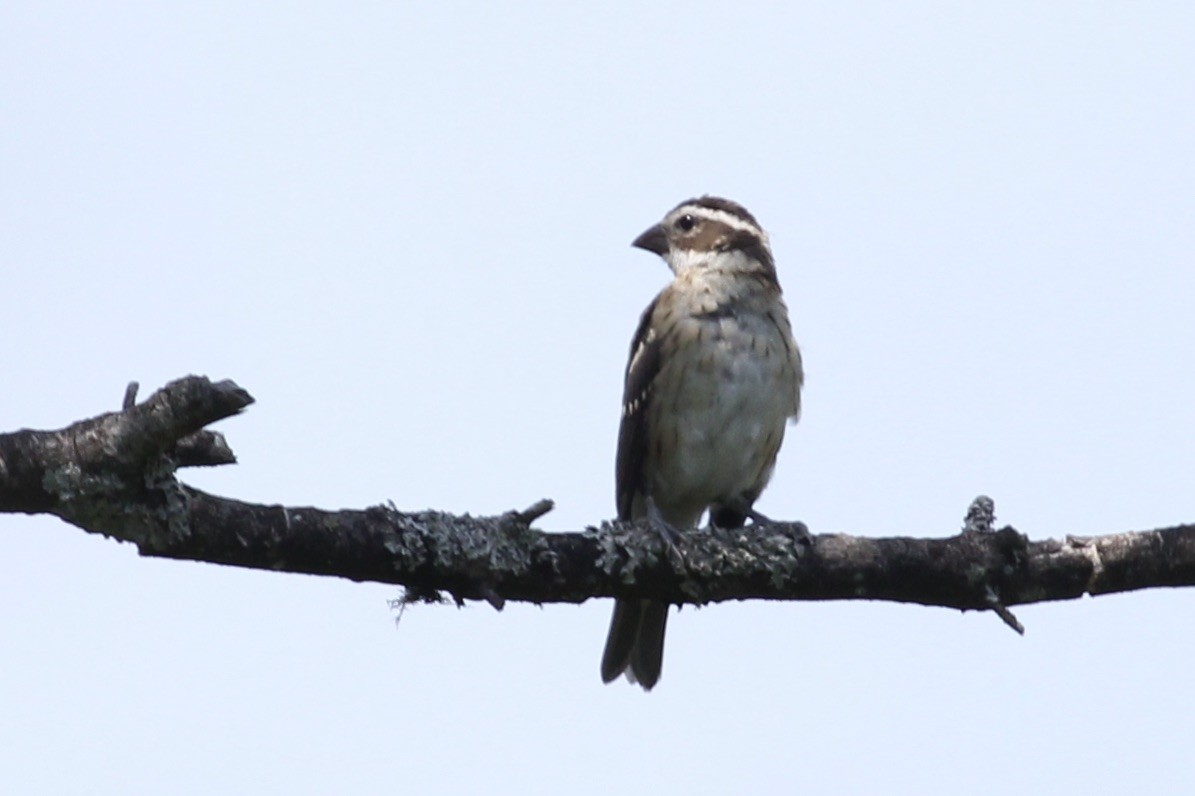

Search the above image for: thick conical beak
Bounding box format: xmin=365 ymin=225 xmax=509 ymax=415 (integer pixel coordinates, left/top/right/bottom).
xmin=631 ymin=224 xmax=668 ymax=256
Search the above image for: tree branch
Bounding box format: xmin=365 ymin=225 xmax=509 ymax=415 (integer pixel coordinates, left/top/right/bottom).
xmin=3 ymin=376 xmax=1194 ymax=631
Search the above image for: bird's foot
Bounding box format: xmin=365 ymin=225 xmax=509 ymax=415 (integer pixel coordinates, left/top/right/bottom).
xmin=714 ymin=501 xmax=811 ymax=548
xmin=709 ymin=499 xmax=772 ymax=530
xmin=744 ymin=507 xmax=773 ymax=526
xmin=645 ymin=496 xmax=686 ymax=567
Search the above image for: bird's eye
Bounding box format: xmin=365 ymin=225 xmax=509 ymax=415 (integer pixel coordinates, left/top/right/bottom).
xmin=676 ymin=214 xmax=697 ymax=232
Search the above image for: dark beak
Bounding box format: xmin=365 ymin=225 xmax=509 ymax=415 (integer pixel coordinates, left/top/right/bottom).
xmin=631 ymin=224 xmax=668 ymax=256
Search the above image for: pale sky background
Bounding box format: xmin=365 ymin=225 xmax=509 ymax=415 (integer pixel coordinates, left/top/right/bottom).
xmin=3 ymin=3 xmax=1195 ymax=794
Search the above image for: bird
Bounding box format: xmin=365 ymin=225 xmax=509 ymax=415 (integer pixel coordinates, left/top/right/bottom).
xmin=600 ymin=196 xmax=804 ymax=690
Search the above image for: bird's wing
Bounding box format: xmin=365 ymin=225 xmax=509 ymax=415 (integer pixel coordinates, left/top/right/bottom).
xmin=765 ymin=306 xmax=803 ymax=421
xmin=615 ymin=292 xmax=664 ymax=522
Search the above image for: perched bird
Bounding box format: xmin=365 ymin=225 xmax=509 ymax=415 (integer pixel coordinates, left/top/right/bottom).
xmin=600 ymin=196 xmax=804 ymax=690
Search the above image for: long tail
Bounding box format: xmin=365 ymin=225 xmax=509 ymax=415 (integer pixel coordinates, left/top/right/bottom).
xmin=600 ymin=599 xmax=669 ymax=690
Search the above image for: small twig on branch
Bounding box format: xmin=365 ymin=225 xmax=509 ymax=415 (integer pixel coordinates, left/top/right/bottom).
xmin=963 ymin=495 xmax=997 ymax=535
xmin=986 ymin=593 xmax=1026 ymax=635
xmin=116 ymin=379 xmax=238 ymax=467
xmin=514 ymin=498 xmax=555 ymax=526
xmin=960 ymin=495 xmax=1024 ymax=634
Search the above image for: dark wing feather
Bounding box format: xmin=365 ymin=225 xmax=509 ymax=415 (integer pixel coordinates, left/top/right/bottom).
xmin=615 ymin=294 xmax=663 ymax=521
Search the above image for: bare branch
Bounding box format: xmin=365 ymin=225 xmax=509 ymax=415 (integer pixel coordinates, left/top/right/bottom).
xmin=3 ymin=376 xmax=1194 ymax=627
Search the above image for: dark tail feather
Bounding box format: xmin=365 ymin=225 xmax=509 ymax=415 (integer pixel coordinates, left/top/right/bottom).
xmin=602 ymin=599 xmax=670 ymax=690
xmin=601 ymin=598 xmax=642 ymax=683
xmin=629 ymin=600 xmax=668 ymax=690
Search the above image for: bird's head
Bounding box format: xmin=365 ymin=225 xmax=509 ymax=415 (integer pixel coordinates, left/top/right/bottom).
xmin=632 ymin=196 xmax=774 ymax=279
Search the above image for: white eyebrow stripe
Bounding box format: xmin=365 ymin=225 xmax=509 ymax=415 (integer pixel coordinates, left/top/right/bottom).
xmin=677 ymin=206 xmax=763 ymax=237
